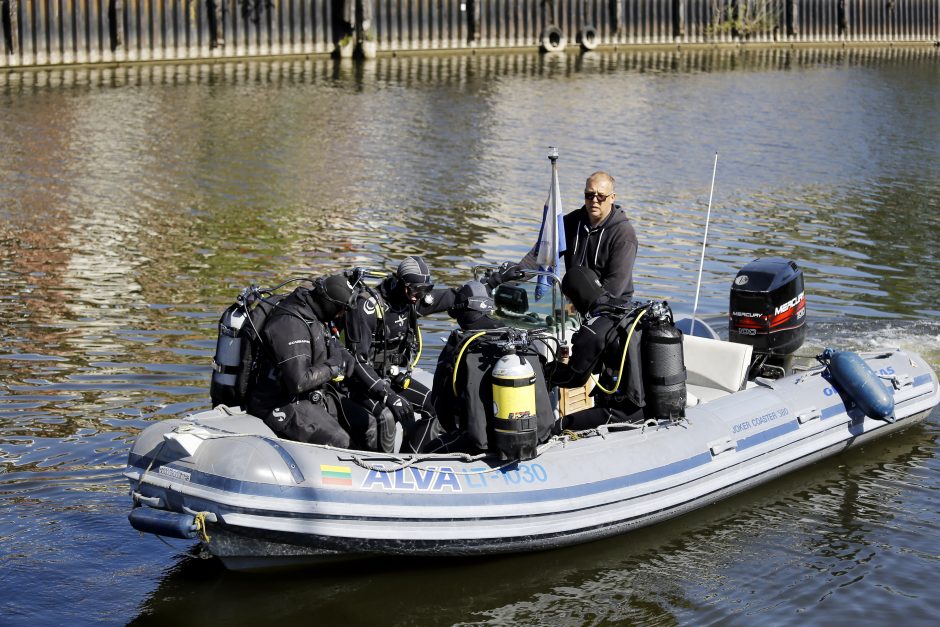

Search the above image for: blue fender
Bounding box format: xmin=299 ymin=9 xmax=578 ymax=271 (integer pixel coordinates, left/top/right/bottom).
xmin=819 ymin=348 xmax=895 ymax=421
xmin=128 ymin=507 xmax=197 ymax=540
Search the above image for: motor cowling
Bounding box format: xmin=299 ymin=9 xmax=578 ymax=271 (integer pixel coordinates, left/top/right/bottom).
xmin=641 ymin=302 xmax=687 ymax=420
xmin=490 ymin=351 xmax=539 ymax=460
xmin=729 ymin=258 xmax=806 ymax=377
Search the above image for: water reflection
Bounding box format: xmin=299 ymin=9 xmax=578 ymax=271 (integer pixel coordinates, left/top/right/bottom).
xmin=5 ymin=45 xmax=939 ymax=90
xmin=2 ymin=48 xmax=938 ymax=316
xmin=0 ymin=46 xmax=938 ymax=625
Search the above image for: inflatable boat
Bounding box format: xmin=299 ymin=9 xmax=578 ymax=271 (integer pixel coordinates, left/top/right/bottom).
xmin=124 ymin=260 xmax=940 ymax=571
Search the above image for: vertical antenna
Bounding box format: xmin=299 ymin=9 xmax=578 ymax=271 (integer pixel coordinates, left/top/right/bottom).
xmin=690 ymin=152 xmax=719 ymax=337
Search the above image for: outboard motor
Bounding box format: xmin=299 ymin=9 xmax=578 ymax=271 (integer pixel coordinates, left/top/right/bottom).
xmin=641 ymin=301 xmax=687 ymax=420
xmin=490 ymin=350 xmax=539 ymax=461
xmin=729 ymin=258 xmax=806 ymax=378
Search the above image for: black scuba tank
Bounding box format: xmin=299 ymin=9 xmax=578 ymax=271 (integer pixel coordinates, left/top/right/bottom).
xmin=641 ymin=302 xmax=687 ymax=420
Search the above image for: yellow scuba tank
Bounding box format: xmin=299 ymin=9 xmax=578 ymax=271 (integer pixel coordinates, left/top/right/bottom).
xmin=490 ymin=351 xmax=538 ymax=460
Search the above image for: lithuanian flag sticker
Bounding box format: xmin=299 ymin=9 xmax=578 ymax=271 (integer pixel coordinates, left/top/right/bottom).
xmin=320 ymin=464 xmax=353 ymax=487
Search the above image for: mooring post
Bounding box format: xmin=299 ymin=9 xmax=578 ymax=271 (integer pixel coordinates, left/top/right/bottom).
xmin=207 ymin=0 xmax=225 ymax=49
xmin=467 ymin=0 xmax=481 ymax=43
xmin=333 ymin=0 xmax=355 ymax=57
xmin=108 ymin=0 xmax=124 ymax=52
xmin=673 ymin=0 xmax=686 ymax=38
xmin=357 ymin=0 xmax=377 ymax=59
xmin=2 ymin=0 xmax=18 ymax=55
xmin=786 ymin=0 xmax=799 ymax=38
xmin=332 ymin=0 xmax=376 ymax=59
xmin=608 ymin=0 xmax=622 ymax=37
xmin=543 ymin=0 xmax=556 ymax=28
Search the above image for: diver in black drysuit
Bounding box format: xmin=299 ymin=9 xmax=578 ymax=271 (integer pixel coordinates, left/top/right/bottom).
xmin=343 ymin=259 xmax=528 ymax=453
xmin=342 ymin=256 xmax=462 ymax=453
xmin=246 ymin=274 xmax=360 ymax=447
xmin=550 ymin=266 xmax=646 ymax=430
xmin=425 ymin=280 xmax=504 ymax=454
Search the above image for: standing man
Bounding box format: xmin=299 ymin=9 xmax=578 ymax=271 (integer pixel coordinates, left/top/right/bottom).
xmin=521 ymin=171 xmax=638 ymax=299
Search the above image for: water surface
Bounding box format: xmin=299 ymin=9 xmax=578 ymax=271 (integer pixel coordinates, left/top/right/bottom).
xmin=1 ymin=47 xmax=939 ymax=626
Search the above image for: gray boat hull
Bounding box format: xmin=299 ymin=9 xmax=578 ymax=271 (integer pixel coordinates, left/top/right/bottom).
xmin=124 ymin=348 xmax=938 ymax=571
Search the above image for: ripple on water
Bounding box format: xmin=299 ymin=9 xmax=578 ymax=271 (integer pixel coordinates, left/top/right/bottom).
xmin=0 ymin=48 xmax=939 ymax=626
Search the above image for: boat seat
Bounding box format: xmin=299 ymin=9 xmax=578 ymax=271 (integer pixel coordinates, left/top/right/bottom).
xmin=683 ymin=334 xmax=753 ymax=404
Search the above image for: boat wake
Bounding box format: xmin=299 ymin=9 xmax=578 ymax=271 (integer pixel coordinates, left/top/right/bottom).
xmin=809 ymin=318 xmax=940 ymax=367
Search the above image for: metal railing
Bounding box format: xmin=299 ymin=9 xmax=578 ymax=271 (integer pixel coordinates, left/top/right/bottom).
xmin=2 ymin=1 xmax=938 ymax=68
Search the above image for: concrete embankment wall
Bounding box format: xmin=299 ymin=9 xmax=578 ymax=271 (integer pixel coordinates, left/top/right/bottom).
xmin=1 ymin=0 xmax=938 ymax=69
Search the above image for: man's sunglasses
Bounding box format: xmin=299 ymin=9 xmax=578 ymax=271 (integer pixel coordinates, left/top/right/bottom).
xmin=584 ymin=191 xmax=612 ymax=202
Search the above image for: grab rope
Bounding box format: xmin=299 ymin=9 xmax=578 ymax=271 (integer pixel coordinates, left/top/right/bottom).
xmin=132 ymin=440 xmax=168 ymax=505
xmin=346 ymin=451 xmax=520 ymax=477
xmin=346 ymin=434 xmax=571 ymax=476
xmin=592 ymin=309 xmax=647 ymax=395
xmin=558 ymin=419 xmax=659 ymax=443
xmin=193 ymin=512 xmax=212 ymax=543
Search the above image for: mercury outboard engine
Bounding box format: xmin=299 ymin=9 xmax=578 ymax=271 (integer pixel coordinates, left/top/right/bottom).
xmin=729 ymin=258 xmax=806 ymax=378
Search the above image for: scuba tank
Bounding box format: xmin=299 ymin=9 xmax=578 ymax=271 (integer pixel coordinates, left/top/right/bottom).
xmin=209 ymin=286 xmax=287 ymax=410
xmin=641 ymin=301 xmax=687 ymax=420
xmin=210 ymin=301 xmax=249 ymax=408
xmin=490 ymin=349 xmax=539 ymax=461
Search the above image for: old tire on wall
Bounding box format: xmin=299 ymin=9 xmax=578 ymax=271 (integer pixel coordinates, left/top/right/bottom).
xmin=578 ymin=24 xmax=598 ymax=51
xmin=539 ymin=25 xmax=566 ymax=53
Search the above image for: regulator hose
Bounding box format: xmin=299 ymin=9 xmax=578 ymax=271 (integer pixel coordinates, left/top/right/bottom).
xmin=592 ymin=309 xmax=647 ymax=395
xmin=452 ymin=331 xmax=488 ymax=396
xmin=410 ymin=326 xmax=422 ymax=370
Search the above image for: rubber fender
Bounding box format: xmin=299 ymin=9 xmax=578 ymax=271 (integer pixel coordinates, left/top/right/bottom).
xmin=578 ymin=25 xmax=598 ymax=51
xmin=128 ymin=507 xmax=197 ymax=540
xmin=539 ymin=25 xmax=566 ymax=53
xmin=821 ymin=349 xmax=894 ymax=420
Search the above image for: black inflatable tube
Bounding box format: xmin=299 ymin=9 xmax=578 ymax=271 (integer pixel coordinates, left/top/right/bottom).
xmin=129 ymin=508 xmax=198 ymax=540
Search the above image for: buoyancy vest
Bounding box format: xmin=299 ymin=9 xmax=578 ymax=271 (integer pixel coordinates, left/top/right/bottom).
xmin=432 ymin=330 xmax=555 ymax=451
xmin=354 ymin=285 xmax=419 ymax=376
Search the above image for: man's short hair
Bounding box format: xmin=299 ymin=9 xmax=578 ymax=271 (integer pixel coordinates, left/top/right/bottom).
xmin=586 ymin=171 xmax=615 ymax=189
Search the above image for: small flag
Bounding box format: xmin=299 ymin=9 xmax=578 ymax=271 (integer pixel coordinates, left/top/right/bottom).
xmin=320 ymin=464 xmax=352 ymax=487
xmin=534 ymin=148 xmax=567 ymax=300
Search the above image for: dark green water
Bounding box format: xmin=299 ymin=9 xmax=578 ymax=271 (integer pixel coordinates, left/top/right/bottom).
xmin=1 ymin=48 xmax=938 ymax=625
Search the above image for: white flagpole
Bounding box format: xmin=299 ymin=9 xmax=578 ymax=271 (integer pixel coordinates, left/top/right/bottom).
xmin=548 ymin=146 xmax=560 ymax=277
xmin=690 ymin=152 xmax=719 ymax=337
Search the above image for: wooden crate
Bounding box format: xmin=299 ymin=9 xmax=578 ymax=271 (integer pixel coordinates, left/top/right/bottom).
xmin=560 ymin=377 xmax=595 ymax=416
